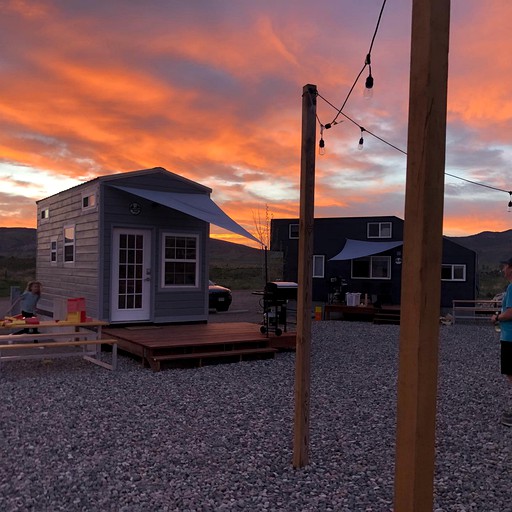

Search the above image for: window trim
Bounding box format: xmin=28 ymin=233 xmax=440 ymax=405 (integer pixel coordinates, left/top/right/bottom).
xmin=160 ymin=233 xmax=200 ymax=289
xmin=289 ymin=223 xmax=299 ymax=239
xmin=441 ymin=264 xmax=466 ymax=281
xmin=367 ymin=221 xmax=392 ymax=239
xmin=50 ymin=237 xmax=58 ymax=265
xmin=63 ymin=225 xmax=75 ymax=264
xmin=81 ymin=192 xmax=97 ymax=211
xmin=351 ymin=255 xmax=392 ymax=280
xmin=40 ymin=207 xmax=50 ymax=221
xmin=312 ymin=255 xmax=325 ymax=278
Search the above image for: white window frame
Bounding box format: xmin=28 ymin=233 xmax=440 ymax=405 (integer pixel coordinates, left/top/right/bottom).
xmin=40 ymin=208 xmax=50 ymax=221
xmin=367 ymin=221 xmax=392 ymax=239
xmin=289 ymin=223 xmax=299 ymax=239
xmin=441 ymin=264 xmax=466 ymax=281
xmin=50 ymin=237 xmax=58 ymax=265
xmin=351 ymin=255 xmax=392 ymax=280
xmin=312 ymin=255 xmax=325 ymax=278
xmin=63 ymin=225 xmax=75 ymax=263
xmin=161 ymin=233 xmax=199 ymax=289
xmin=81 ymin=192 xmax=97 ymax=211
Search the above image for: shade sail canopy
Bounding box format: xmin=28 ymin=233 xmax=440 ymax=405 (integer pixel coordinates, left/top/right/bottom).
xmin=113 ymin=186 xmax=261 ymax=244
xmin=330 ymin=238 xmax=403 ymax=261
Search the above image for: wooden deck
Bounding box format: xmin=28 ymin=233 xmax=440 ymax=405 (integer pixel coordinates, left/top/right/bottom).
xmin=103 ymin=322 xmax=296 ymax=371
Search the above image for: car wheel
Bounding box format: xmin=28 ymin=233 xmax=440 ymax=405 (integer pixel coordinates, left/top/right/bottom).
xmin=216 ymin=305 xmax=230 ymax=312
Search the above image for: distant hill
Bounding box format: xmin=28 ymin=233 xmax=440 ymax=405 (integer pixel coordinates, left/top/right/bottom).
xmin=1 ymin=226 xmax=509 ymax=271
xmin=0 ymin=227 xmax=263 ymax=260
xmin=447 ymin=230 xmax=512 ymax=269
xmin=0 ymin=227 xmax=37 ymax=258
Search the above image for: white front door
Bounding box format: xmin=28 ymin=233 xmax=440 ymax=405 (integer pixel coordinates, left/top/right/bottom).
xmin=111 ymin=228 xmax=152 ymax=322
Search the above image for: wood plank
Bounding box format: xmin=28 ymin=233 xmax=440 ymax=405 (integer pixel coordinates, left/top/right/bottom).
xmin=0 ymin=339 xmax=115 ymax=350
xmin=293 ymin=83 xmax=316 ymax=469
xmin=151 ymin=347 xmax=277 ymax=362
xmin=394 ymin=1 xmax=451 ymax=510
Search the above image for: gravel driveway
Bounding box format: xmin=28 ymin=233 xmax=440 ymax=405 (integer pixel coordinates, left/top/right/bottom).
xmin=1 ymin=319 xmax=511 ymax=511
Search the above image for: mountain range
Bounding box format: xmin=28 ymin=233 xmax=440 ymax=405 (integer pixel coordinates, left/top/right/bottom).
xmin=0 ymin=227 xmax=510 ymax=268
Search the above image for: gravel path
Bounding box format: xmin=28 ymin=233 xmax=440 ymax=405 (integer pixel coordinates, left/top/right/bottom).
xmin=1 ymin=322 xmax=511 ymax=511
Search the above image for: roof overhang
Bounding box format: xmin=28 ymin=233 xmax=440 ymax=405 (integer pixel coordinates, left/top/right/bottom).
xmin=330 ymin=239 xmax=403 ymax=261
xmin=112 ymin=185 xmax=262 ymax=245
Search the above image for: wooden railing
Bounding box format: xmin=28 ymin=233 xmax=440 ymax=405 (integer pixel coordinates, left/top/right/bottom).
xmin=452 ymin=299 xmax=502 ymax=324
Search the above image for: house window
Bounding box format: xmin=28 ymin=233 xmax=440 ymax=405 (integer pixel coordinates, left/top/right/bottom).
xmin=313 ymin=255 xmax=325 ymax=278
xmin=289 ymin=224 xmax=299 ymax=239
xmin=367 ymin=222 xmax=392 ymax=238
xmin=441 ymin=264 xmax=466 ymax=281
xmin=41 ymin=208 xmax=50 ymax=220
xmin=162 ymin=234 xmax=198 ymax=287
xmin=352 ymin=256 xmax=391 ymax=279
xmin=64 ymin=225 xmax=75 ymax=263
xmin=82 ymin=193 xmax=96 ymax=210
xmin=50 ymin=238 xmax=57 ymax=264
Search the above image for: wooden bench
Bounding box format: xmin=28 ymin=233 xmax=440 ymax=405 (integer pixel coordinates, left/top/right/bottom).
xmin=149 ymin=347 xmax=277 ymax=372
xmin=452 ymin=299 xmax=502 ymax=324
xmin=0 ymin=338 xmax=118 ymax=371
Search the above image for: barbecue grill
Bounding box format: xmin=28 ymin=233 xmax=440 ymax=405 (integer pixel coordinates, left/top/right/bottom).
xmin=260 ymin=281 xmax=298 ymax=336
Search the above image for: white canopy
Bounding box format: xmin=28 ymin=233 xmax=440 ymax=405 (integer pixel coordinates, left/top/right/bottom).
xmin=330 ymin=238 xmax=403 ymax=260
xmin=113 ymin=185 xmax=262 ymax=244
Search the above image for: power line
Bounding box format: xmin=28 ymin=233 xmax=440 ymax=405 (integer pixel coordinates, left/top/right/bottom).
xmin=317 ymin=91 xmax=511 ymax=196
xmin=330 ymin=0 xmax=387 ymax=126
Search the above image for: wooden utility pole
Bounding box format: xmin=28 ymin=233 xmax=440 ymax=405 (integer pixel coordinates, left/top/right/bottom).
xmin=394 ymin=1 xmax=451 ymax=511
xmin=293 ymin=84 xmax=317 ymax=468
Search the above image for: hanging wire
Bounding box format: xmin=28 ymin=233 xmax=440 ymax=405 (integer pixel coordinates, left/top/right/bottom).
xmin=317 ymin=92 xmax=511 ymax=196
xmin=330 ymin=0 xmax=387 ymax=126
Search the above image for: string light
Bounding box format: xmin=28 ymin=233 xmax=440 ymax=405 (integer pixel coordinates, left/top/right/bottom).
xmin=315 ymin=91 xmax=511 ymax=208
xmin=330 ymin=0 xmax=387 ymax=125
xmin=364 ymin=54 xmax=374 ymax=99
xmin=319 ymin=125 xmax=326 ymax=155
xmin=358 ymin=127 xmax=365 ymax=150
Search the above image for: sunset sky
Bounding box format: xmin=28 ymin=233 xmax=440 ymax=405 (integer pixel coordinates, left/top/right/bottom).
xmin=1 ymin=0 xmax=511 ymax=246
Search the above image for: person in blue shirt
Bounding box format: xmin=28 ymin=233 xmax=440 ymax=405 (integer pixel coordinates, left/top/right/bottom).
xmin=492 ymin=258 xmax=512 ymax=427
xmin=19 ymin=281 xmax=42 ymax=335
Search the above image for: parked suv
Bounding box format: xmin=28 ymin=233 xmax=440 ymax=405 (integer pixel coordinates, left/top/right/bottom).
xmin=208 ymin=280 xmax=232 ymax=312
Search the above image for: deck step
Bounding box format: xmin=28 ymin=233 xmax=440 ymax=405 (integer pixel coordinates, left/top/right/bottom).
xmin=149 ymin=347 xmax=278 ymax=371
xmin=373 ymin=313 xmax=401 ymax=325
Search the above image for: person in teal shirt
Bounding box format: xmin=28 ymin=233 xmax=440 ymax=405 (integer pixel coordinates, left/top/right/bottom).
xmin=19 ymin=281 xmax=42 ymax=335
xmin=492 ymin=257 xmax=512 ymax=427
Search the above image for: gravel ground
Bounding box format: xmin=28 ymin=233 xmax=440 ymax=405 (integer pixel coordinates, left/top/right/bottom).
xmin=1 ymin=320 xmax=511 ymax=511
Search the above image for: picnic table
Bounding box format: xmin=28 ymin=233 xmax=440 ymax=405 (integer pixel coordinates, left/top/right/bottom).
xmin=0 ymin=319 xmax=117 ymax=370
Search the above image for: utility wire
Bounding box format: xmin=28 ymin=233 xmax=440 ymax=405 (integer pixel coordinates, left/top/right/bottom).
xmin=317 ymin=92 xmax=511 ymax=195
xmin=330 ymin=0 xmax=387 ymax=126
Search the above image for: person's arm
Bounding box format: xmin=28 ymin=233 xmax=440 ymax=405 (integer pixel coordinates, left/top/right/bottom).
xmin=494 ymin=287 xmax=512 ymax=323
xmin=496 ymin=308 xmax=512 ymax=323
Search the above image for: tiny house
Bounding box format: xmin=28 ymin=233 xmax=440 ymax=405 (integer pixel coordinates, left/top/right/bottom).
xmin=36 ymin=167 xmax=258 ymax=323
xmin=270 ymin=216 xmax=477 ymax=308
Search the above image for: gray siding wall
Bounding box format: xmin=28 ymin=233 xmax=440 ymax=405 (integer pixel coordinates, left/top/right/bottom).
xmin=101 ymin=184 xmax=209 ymax=323
xmin=36 ymin=182 xmax=101 ymax=319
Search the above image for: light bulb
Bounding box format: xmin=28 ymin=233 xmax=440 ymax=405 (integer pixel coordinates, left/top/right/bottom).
xmin=358 ymin=137 xmax=364 ymax=150
xmin=319 ymin=138 xmax=326 ymax=156
xmin=509 ymin=192 xmax=512 ymax=212
xmin=364 ymin=75 xmax=374 ymax=99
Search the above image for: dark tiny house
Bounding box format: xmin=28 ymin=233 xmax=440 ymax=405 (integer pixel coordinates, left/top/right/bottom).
xmin=270 ymin=216 xmax=477 ymax=308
